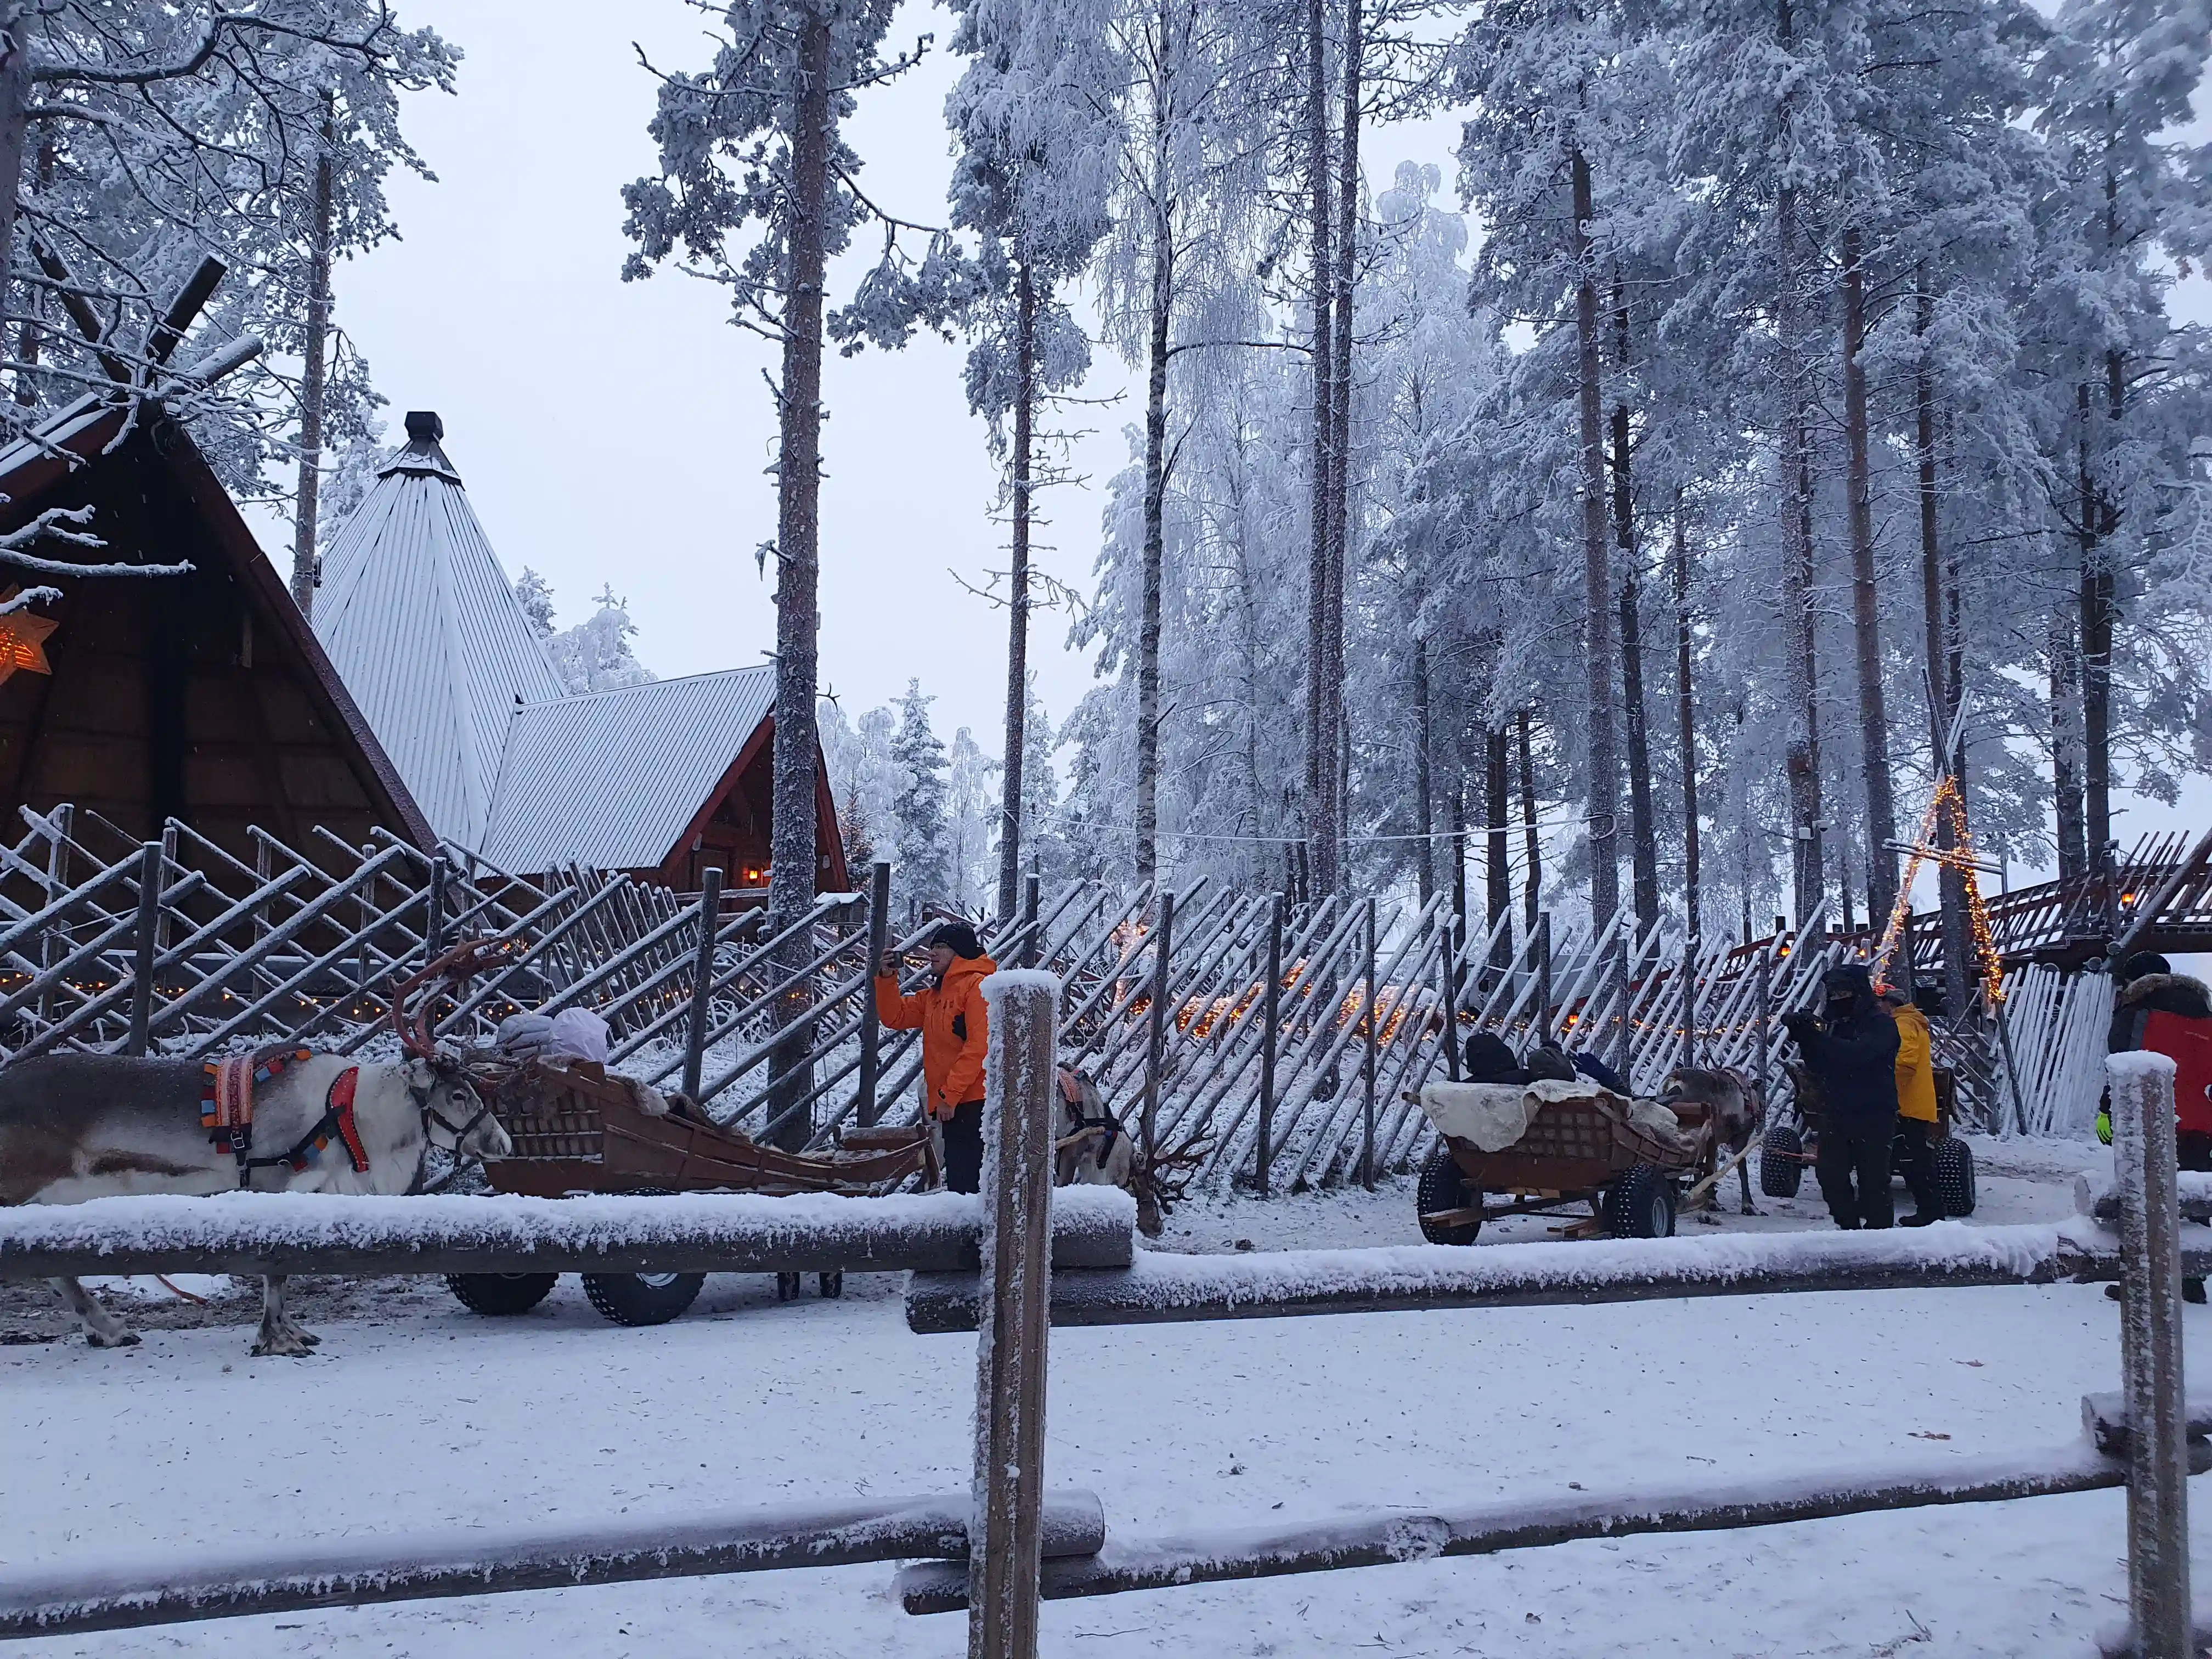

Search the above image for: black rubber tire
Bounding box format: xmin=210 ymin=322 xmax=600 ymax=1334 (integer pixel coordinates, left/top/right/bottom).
xmin=1933 ymin=1137 xmax=1976 ymax=1218
xmin=1605 ymin=1163 xmax=1678 ymax=1239
xmin=776 ymin=1271 xmax=802 ymax=1302
xmin=1416 ymin=1143 xmax=1482 ymax=1246
xmin=1759 ymin=1127 xmax=1805 ymax=1199
xmin=580 ymin=1272 xmax=705 ymax=1327
xmin=818 ymin=1271 xmax=844 ymax=1299
xmin=444 ymin=1273 xmax=558 ymax=1316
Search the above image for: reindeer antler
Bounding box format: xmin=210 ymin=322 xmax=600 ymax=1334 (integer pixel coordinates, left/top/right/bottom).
xmin=386 ymin=938 xmax=521 ymax=1060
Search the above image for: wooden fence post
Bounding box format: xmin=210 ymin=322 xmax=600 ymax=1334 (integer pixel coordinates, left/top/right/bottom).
xmin=680 ymin=867 xmax=724 ymax=1104
xmin=969 ymin=969 xmax=1060 ymax=1659
xmin=1141 ymin=889 xmax=1174 ymax=1169
xmin=857 ymin=860 xmax=891 ymax=1126
xmin=1536 ymin=911 xmax=1554 ymax=1043
xmin=2110 ymin=1051 xmax=2190 ymax=1658
xmin=1440 ymin=911 xmax=1462 ymax=1082
xmin=1680 ymin=932 xmax=1698 ymax=1072
xmin=1361 ymin=897 xmax=1377 ymax=1190
xmin=425 ymin=856 xmax=448 ymax=964
xmin=37 ymin=804 xmax=69 ymax=1029
xmin=1256 ymin=891 xmax=1284 ymax=1198
xmin=124 ymin=843 xmax=163 ymax=1058
xmin=1756 ymin=944 xmax=1774 ymax=1108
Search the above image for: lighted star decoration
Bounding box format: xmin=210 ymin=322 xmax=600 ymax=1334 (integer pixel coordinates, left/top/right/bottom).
xmin=0 ymin=590 xmax=55 ymax=687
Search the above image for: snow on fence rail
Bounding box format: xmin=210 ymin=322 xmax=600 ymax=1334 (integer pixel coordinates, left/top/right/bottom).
xmin=0 ymin=804 xmax=2115 ymax=1187
xmin=0 ymin=1027 xmax=2194 ymax=1653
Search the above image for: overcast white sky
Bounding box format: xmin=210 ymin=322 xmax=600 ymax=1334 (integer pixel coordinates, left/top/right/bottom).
xmin=264 ymin=0 xmax=2204 ymax=892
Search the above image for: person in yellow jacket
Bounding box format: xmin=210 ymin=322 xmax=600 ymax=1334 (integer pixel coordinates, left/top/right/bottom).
xmin=876 ymin=922 xmax=996 ymax=1194
xmin=1881 ymin=985 xmax=1944 ymax=1226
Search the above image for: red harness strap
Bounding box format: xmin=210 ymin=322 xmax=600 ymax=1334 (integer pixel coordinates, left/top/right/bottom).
xmin=230 ymin=1064 xmax=373 ymax=1187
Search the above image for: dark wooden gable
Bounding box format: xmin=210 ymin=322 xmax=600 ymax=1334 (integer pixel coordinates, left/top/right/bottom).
xmin=0 ymin=405 xmax=432 ymax=860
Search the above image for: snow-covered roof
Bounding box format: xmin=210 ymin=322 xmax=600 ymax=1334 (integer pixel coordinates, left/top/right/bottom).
xmin=477 ymin=666 xmax=777 ymax=875
xmin=313 ymin=413 xmax=567 ymax=850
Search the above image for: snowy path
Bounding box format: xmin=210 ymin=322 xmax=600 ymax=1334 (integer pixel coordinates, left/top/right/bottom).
xmin=4 ymin=1165 xmax=2206 ymax=1657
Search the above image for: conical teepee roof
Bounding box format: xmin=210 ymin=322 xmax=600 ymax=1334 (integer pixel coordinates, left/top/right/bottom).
xmin=314 ymin=412 xmax=566 ymax=850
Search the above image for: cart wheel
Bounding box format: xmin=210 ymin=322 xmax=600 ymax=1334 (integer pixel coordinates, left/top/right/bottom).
xmin=1416 ymin=1143 xmax=1482 ymax=1246
xmin=444 ymin=1273 xmax=558 ymax=1317
xmin=1759 ymin=1126 xmax=1805 ymax=1199
xmin=776 ymin=1271 xmax=802 ymax=1302
xmin=1933 ymin=1137 xmax=1976 ymax=1217
xmin=581 ymin=1272 xmax=704 ymax=1327
xmin=1605 ymin=1164 xmax=1677 ymax=1239
xmin=818 ymin=1271 xmax=844 ymax=1300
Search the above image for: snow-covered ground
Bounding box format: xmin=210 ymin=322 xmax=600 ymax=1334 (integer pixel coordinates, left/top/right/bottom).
xmin=5 ymin=1148 xmax=2207 ymax=1658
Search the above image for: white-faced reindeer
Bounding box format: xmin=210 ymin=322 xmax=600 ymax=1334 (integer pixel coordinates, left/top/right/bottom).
xmin=1658 ymin=1065 xmax=1765 ymax=1216
xmin=1053 ymin=1066 xmax=1135 ymax=1190
xmin=0 ymin=944 xmax=511 ymax=1356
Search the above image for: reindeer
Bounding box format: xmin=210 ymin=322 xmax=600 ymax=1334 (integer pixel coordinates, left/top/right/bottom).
xmin=1 ymin=1049 xmax=507 ymax=1355
xmin=1054 ymin=1066 xmax=1134 ymax=1190
xmin=1658 ymin=1065 xmax=1765 ymax=1216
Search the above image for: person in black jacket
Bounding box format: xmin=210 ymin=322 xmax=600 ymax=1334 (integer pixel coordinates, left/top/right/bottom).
xmin=1785 ymin=963 xmax=1901 ymax=1229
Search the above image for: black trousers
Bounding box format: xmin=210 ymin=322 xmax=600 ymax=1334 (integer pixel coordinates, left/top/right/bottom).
xmin=1817 ymin=1112 xmax=1898 ymax=1229
xmin=943 ymin=1098 xmax=985 ymax=1195
xmin=1896 ymin=1116 xmax=1944 ymax=1218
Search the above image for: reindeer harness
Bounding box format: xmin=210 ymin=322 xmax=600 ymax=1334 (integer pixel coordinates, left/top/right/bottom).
xmin=202 ymin=1050 xmax=370 ymax=1189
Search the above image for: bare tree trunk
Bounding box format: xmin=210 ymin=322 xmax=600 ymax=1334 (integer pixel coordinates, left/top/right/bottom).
xmin=1841 ymin=226 xmax=1898 ymax=928
xmin=12 ymin=136 xmax=50 ymax=409
xmin=1413 ymin=632 xmax=1433 ymax=906
xmin=1319 ymin=0 xmax=1360 ymax=899
xmin=1916 ymin=283 xmax=1968 ymax=1013
xmin=1673 ymin=495 xmax=1700 ymax=940
xmin=1517 ymin=708 xmax=1542 ymax=935
xmin=1778 ymin=0 xmax=1823 ymax=927
xmin=1610 ymin=288 xmax=1657 ymax=941
xmin=2052 ymin=600 xmax=2086 ymax=878
xmin=290 ymin=98 xmax=337 ymax=618
xmin=764 ymin=1 xmax=834 ymax=1152
xmin=1302 ymin=0 xmax=1334 ymax=893
xmin=2084 ymin=352 xmax=2122 ymax=867
xmin=1135 ymin=185 xmax=1171 ymax=888
xmin=0 ymin=4 xmax=35 ymax=356
xmin=995 ymin=260 xmax=1037 ymax=922
xmin=1572 ymin=149 xmax=1620 ymax=927
xmin=1486 ymin=722 xmax=1511 ymax=972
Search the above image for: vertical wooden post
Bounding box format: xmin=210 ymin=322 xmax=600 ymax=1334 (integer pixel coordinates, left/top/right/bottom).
xmin=1440 ymin=912 xmax=1462 ymax=1082
xmin=425 ymin=856 xmax=448 ymax=964
xmin=36 ymin=804 xmax=69 ymax=1029
xmin=1679 ymin=931 xmax=1699 ymax=1072
xmin=1610 ymin=933 xmax=1631 ymax=1080
xmin=1141 ymin=888 xmax=1175 ymax=1167
xmin=2111 ymin=1051 xmax=2190 ymax=1659
xmin=1755 ymin=944 xmax=1773 ymax=1106
xmin=154 ymin=823 xmax=177 ymax=953
xmin=1536 ymin=911 xmax=1554 ymax=1043
xmin=1256 ymin=891 xmax=1284 ymax=1198
xmin=124 ymin=842 xmax=163 ymax=1058
xmin=969 ymin=970 xmax=1060 ymax=1659
xmin=1020 ymin=871 xmax=1041 ymax=969
xmin=857 ymin=860 xmax=891 ymax=1126
xmin=252 ymin=831 xmax=273 ymax=946
xmin=681 ymin=867 xmax=725 ymax=1104
xmin=1361 ymin=896 xmax=1377 ymax=1190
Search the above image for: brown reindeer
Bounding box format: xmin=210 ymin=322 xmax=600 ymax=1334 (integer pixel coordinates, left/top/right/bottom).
xmin=1659 ymin=1065 xmax=1765 ymax=1216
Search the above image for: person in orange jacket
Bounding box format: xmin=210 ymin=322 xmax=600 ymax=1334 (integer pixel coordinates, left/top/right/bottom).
xmin=876 ymin=921 xmax=996 ymax=1193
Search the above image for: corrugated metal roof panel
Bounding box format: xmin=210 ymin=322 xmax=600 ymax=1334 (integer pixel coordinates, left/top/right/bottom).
xmin=313 ymin=430 xmax=565 ymax=848
xmin=477 ymin=667 xmax=775 ymax=874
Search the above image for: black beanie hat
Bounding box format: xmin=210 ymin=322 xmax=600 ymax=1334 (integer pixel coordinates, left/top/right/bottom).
xmin=931 ymin=921 xmax=984 ymax=960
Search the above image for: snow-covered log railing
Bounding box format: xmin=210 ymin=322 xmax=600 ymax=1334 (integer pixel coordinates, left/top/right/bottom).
xmin=0 ymin=1188 xmax=1136 ymax=1281
xmin=903 ymin=1218 xmax=2199 ymax=1334
xmin=0 ymin=1492 xmax=1110 ymax=1643
xmin=896 ymin=1441 xmax=2209 ymax=1614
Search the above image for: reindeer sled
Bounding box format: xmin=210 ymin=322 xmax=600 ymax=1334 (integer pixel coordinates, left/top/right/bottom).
xmin=1412 ymin=1075 xmax=1731 ymax=1245
xmin=397 ymin=944 xmax=938 ymax=1328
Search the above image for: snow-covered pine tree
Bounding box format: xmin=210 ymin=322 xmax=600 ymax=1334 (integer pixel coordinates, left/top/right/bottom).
xmin=890 ymin=680 xmax=952 ymax=918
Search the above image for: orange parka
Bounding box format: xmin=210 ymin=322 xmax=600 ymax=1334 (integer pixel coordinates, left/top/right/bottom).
xmin=875 ymin=953 xmax=996 ymax=1119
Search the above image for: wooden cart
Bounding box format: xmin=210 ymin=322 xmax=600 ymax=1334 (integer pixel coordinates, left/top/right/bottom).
xmin=445 ymin=1058 xmax=940 ymax=1327
xmin=1414 ymin=1082 xmax=1714 ymax=1245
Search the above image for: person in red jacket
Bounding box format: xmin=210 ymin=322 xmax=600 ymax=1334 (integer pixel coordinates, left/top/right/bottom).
xmin=2106 ymin=951 xmax=2212 ymax=1305
xmin=876 ymin=922 xmax=996 ymax=1194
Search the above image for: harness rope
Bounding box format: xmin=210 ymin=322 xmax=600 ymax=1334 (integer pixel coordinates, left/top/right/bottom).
xmin=202 ymin=1052 xmax=370 ymax=1189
